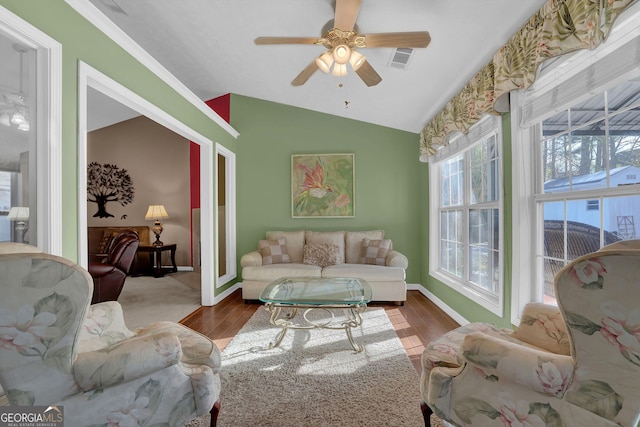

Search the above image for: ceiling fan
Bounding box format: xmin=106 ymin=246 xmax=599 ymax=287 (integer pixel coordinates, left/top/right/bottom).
xmin=254 ymin=0 xmax=430 ymax=87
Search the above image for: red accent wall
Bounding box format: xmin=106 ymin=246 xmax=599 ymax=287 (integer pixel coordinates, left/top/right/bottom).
xmin=189 ymin=94 xmax=231 ymax=265
xmin=189 ymin=94 xmax=231 ymax=210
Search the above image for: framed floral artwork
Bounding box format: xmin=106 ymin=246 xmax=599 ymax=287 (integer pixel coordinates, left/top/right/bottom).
xmin=291 ymin=153 xmax=354 ymax=218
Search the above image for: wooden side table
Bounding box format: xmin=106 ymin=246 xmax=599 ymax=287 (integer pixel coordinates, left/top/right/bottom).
xmin=136 ymin=243 xmax=177 ymax=277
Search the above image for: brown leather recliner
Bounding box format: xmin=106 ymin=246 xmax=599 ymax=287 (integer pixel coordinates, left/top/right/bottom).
xmin=89 ymin=231 xmax=140 ymax=304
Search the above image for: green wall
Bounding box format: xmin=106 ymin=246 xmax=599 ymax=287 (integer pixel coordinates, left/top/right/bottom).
xmin=420 ymin=114 xmax=515 ymax=327
xmin=4 ymin=1 xmax=521 ymax=319
xmin=230 ymin=95 xmax=423 ymax=284
xmin=0 ymin=0 xmax=237 ymax=261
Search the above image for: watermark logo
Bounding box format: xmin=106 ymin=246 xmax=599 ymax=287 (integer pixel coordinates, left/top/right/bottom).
xmin=0 ymin=405 xmax=64 ymax=427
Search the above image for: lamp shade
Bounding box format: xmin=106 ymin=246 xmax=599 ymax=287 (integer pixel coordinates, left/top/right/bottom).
xmin=145 ymin=205 xmax=169 ymax=220
xmin=315 ymin=51 xmax=334 ymax=74
xmin=332 ymin=44 xmax=352 ymax=65
xmin=331 ymin=63 xmax=348 ymax=77
xmin=8 ymin=207 xmax=29 ymax=221
xmin=349 ymin=50 xmax=366 ymax=71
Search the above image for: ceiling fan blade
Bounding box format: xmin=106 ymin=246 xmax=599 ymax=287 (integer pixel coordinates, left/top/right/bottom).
xmin=363 ymin=31 xmax=431 ymax=48
xmin=355 ymin=60 xmax=382 ymax=87
xmin=291 ymin=60 xmax=320 ymax=86
xmin=254 ymin=36 xmax=319 ymax=45
xmin=334 ymin=0 xmax=361 ymax=31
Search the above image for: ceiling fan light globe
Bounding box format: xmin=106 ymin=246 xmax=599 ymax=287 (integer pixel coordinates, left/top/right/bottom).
xmin=18 ymin=121 xmax=30 ymax=132
xmin=333 ymin=44 xmax=351 ymax=64
xmin=316 ymin=52 xmax=334 ymax=73
xmin=349 ymin=50 xmax=365 ymax=71
xmin=331 ymin=63 xmax=348 ymax=77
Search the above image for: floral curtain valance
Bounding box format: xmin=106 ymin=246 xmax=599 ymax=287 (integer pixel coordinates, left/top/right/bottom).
xmin=419 ymin=0 xmax=638 ymax=161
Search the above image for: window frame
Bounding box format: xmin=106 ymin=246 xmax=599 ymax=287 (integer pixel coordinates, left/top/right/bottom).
xmin=429 ymin=115 xmax=504 ymax=316
xmin=510 ymin=3 xmax=640 ymax=325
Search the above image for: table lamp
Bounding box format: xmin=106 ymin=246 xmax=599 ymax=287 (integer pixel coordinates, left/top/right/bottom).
xmin=145 ymin=204 xmax=169 ymax=247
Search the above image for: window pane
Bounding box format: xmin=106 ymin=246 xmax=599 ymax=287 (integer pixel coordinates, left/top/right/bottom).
xmin=470 ymin=135 xmax=499 ymax=204
xmin=570 ymin=120 xmax=607 ymax=188
xmin=469 ymin=208 xmax=499 ymax=292
xmin=608 ymin=113 xmax=640 ymax=171
xmin=543 ymin=134 xmax=571 ymax=188
xmin=542 ymin=110 xmax=568 ymax=138
xmin=603 ymin=195 xmax=640 ymax=240
xmin=570 ymin=93 xmax=605 ymax=128
xmin=440 ymin=210 xmax=463 ymax=278
xmin=441 ymin=155 xmax=464 ymax=207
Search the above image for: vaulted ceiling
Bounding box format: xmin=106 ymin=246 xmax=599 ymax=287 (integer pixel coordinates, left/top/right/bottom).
xmin=84 ymin=0 xmax=547 ymax=133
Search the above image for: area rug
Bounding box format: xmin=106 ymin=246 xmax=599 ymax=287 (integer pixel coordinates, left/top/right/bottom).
xmin=209 ymin=306 xmax=425 ymax=426
xmin=118 ymin=274 xmax=200 ymax=329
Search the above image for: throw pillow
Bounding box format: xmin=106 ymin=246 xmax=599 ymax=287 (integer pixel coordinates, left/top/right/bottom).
xmin=96 ymin=231 xmax=116 ymax=254
xmin=359 ymin=238 xmax=392 ymax=265
xmin=258 ymin=238 xmax=290 ymax=265
xmin=303 ymin=243 xmax=341 ymax=268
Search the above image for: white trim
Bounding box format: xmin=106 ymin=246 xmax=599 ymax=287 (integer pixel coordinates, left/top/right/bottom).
xmin=213 ymin=282 xmax=242 ymax=305
xmin=77 ymin=62 xmax=219 ymax=306
xmin=64 ymin=0 xmax=239 ymax=140
xmin=509 ymin=91 xmax=537 ymax=326
xmin=412 ymin=285 xmax=470 ymax=326
xmin=215 ymin=143 xmax=237 ymax=287
xmin=0 ymin=5 xmax=62 ymax=255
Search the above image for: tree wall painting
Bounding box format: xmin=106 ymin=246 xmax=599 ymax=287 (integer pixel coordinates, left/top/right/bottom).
xmin=87 ymin=162 xmax=135 ymax=218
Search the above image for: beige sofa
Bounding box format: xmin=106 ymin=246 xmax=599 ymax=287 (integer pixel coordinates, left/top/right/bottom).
xmin=240 ymin=230 xmax=408 ymax=303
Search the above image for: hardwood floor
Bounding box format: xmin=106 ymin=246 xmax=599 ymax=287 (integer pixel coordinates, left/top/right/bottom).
xmin=180 ymin=289 xmax=460 ymax=372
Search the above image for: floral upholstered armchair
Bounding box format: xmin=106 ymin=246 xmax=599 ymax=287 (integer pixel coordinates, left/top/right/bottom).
xmin=0 ymin=251 xmax=221 ymax=426
xmin=421 ymin=240 xmax=640 ymax=427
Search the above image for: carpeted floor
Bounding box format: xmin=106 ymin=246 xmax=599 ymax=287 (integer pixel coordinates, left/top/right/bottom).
xmin=206 ymin=306 xmax=426 ymax=426
xmin=118 ymin=273 xmax=201 ymax=329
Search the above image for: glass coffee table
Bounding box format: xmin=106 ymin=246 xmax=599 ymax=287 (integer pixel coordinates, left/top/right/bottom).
xmin=259 ymin=277 xmax=372 ymax=352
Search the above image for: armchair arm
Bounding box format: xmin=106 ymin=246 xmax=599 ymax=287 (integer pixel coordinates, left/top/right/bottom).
xmin=87 ymin=261 xmax=118 ymax=278
xmin=78 ymin=301 xmax=134 ymax=352
xmin=461 ymin=332 xmax=575 ymax=397
xmin=241 ymin=250 xmax=263 ymax=267
xmin=74 ymin=331 xmax=182 ymax=391
xmin=511 ymin=302 xmax=571 ymax=355
xmin=386 ymin=250 xmax=408 ymax=269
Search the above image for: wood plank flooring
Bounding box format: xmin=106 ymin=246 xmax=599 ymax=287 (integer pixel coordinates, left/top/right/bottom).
xmin=180 ymin=289 xmax=460 ymax=373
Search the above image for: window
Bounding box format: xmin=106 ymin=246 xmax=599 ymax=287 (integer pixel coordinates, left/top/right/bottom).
xmin=511 ymin=6 xmax=640 ymax=321
xmin=537 ymin=80 xmax=640 ymax=303
xmin=430 ymin=116 xmax=503 ymax=316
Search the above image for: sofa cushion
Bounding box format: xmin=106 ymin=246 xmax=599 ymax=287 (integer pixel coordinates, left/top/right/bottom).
xmin=345 ymin=230 xmax=384 ymax=263
xmin=258 ymin=238 xmax=290 ymax=265
xmin=303 ymin=243 xmax=341 ymax=268
xmin=305 ymin=231 xmax=346 ymax=263
xmin=241 ymin=263 xmax=322 ymax=281
xmin=322 ymin=263 xmax=406 ymax=281
xmin=360 ymin=238 xmax=392 ymax=265
xmin=96 ymin=231 xmax=117 ymax=254
xmin=267 ymin=231 xmax=305 ymax=263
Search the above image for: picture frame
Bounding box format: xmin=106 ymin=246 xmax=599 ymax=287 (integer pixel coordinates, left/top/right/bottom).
xmin=291 ymin=153 xmax=355 ymax=218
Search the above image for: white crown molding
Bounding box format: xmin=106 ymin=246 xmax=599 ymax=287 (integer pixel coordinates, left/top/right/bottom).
xmin=65 ymin=0 xmax=239 ymax=139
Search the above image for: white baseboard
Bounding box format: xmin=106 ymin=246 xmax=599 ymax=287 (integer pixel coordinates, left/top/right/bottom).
xmin=176 ymin=266 xmax=194 ymax=272
xmin=214 ymin=282 xmax=241 ymax=304
xmin=409 ymin=283 xmax=469 ymax=326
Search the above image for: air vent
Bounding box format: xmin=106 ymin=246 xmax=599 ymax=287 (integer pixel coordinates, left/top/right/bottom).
xmin=389 ymin=48 xmax=413 ymax=70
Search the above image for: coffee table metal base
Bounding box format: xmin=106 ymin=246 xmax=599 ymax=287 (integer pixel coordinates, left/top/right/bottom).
xmin=263 ymin=303 xmax=367 ymax=352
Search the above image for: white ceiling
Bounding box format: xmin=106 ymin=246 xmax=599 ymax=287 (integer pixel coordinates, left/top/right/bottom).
xmin=85 ymin=0 xmax=547 ymax=134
